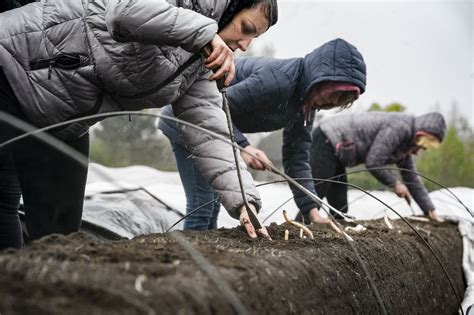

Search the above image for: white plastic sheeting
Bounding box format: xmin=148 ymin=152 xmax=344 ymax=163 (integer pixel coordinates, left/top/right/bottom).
xmin=83 ymin=190 xmax=182 ymax=239
xmin=460 ymin=221 xmax=474 ymax=313
xmin=84 ymin=164 xmax=185 ymax=238
xmin=86 ymin=163 xmax=473 ymax=231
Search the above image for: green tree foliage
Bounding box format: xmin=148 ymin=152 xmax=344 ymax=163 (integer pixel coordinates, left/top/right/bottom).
xmin=384 ymin=103 xmax=406 ymax=112
xmin=368 ymin=102 xmax=406 ymax=112
xmin=347 ymin=165 xmax=385 ymax=191
xmin=416 ymin=126 xmax=474 ymax=190
xmin=368 ymin=103 xmax=382 ymax=112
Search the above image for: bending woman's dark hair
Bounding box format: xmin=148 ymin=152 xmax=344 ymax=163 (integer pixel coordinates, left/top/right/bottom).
xmin=218 ymin=0 xmax=278 ymax=31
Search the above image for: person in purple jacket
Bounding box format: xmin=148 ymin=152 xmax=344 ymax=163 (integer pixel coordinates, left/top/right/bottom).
xmin=158 ymin=38 xmax=367 ymax=230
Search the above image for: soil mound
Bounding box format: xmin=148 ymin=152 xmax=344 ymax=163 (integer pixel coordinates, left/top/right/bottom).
xmin=0 ymin=219 xmax=465 ymax=314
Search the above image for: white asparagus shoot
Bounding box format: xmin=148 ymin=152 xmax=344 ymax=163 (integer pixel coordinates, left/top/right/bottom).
xmin=384 ymin=210 xmax=394 ymax=230
xmin=282 ymin=210 xmax=314 ymax=239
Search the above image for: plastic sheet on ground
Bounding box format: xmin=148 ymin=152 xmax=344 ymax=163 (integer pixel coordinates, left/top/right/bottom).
xmin=83 ymin=189 xmax=182 ymax=239
xmin=85 ymin=163 xmax=473 ymax=232
xmin=459 ymin=221 xmax=474 ymax=313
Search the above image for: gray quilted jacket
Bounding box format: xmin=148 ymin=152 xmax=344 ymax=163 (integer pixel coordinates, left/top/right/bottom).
xmin=0 ymin=0 xmax=261 ymax=217
xmin=319 ymin=112 xmax=446 ymax=213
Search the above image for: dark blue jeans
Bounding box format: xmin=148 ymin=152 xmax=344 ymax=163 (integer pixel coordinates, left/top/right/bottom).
xmin=0 ymin=68 xmax=89 ymax=250
xmin=170 ymin=140 xmax=221 ymax=230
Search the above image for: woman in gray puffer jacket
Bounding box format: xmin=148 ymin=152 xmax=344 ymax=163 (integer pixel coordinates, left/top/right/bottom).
xmin=0 ymin=0 xmax=278 ymax=249
xmin=304 ymin=112 xmax=446 ymax=223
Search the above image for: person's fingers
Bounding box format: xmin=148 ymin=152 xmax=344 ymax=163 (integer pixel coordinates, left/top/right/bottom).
xmin=209 ymin=55 xmax=233 ymax=81
xmin=224 ymin=61 xmax=235 ymax=86
xmin=261 ymin=156 xmax=273 ymax=169
xmin=209 ymin=63 xmax=229 ymax=81
xmin=428 ymin=211 xmax=444 ymax=223
xmin=311 ymin=216 xmax=330 ymax=224
xmin=204 ymin=51 xmax=226 ymax=70
xmin=309 ymin=208 xmax=330 ymax=224
xmin=241 ymin=154 xmax=252 ymax=167
xmin=250 ymin=158 xmax=265 ymax=170
xmin=254 ymin=152 xmax=272 ymax=170
xmin=256 ymin=227 xmax=272 ymax=240
xmin=207 ymin=37 xmax=224 ymax=62
xmin=403 ymin=190 xmax=411 ymax=200
xmin=241 ymin=216 xmax=257 ymax=238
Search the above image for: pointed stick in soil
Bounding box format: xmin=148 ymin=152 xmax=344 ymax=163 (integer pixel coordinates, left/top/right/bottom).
xmin=284 ymin=229 xmax=289 ymax=240
xmin=282 ymin=210 xmax=314 ymax=239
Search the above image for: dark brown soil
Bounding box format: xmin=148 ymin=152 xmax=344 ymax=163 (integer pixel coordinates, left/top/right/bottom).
xmin=0 ymin=219 xmax=465 ymax=314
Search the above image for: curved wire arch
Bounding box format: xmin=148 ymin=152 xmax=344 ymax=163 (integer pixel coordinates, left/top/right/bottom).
xmin=0 ymin=111 xmax=388 ymax=314
xmin=255 ymin=176 xmax=464 ymax=312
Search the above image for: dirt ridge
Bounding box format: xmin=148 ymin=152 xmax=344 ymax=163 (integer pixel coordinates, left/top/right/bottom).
xmin=0 ymin=219 xmax=465 ymax=314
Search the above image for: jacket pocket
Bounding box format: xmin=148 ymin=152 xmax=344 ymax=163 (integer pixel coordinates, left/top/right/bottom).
xmin=30 ymin=53 xmax=89 ymax=79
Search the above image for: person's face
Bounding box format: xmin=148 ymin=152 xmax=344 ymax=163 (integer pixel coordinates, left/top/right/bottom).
xmin=303 ymin=82 xmax=357 ymax=111
xmin=410 ymin=132 xmax=440 ymax=155
xmin=218 ymin=6 xmax=269 ymax=52
xmin=409 ymin=145 xmax=424 ymax=155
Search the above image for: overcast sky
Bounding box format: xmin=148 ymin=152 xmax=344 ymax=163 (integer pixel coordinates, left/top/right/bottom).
xmin=249 ymin=0 xmax=473 ymax=124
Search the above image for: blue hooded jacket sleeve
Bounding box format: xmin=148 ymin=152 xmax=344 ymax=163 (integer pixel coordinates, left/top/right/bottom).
xmin=227 ymin=57 xmax=320 ymax=213
xmin=226 ymin=58 xmax=270 ymax=148
xmin=233 ymin=122 xmax=250 ymax=147
xmin=283 ymin=118 xmax=320 ymax=213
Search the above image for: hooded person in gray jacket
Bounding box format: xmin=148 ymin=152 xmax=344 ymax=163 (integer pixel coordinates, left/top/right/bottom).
xmin=0 ymin=0 xmax=278 ymax=249
xmin=304 ymin=112 xmax=446 ymax=223
xmin=158 ymin=38 xmax=366 ymax=230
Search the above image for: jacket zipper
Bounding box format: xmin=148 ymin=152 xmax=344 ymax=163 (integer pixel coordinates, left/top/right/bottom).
xmin=30 ymin=53 xmax=86 ymax=80
xmin=29 ymin=53 xmax=103 ymax=132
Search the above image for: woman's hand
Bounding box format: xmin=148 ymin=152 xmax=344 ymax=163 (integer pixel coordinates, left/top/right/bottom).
xmin=239 ymin=204 xmax=271 ymax=239
xmin=240 ymin=146 xmax=273 ymax=171
xmin=394 ymin=182 xmax=411 ymax=201
xmin=203 ymin=34 xmax=235 ymax=86
xmin=427 ymin=209 xmax=444 ymax=223
xmin=308 ymin=208 xmax=330 ymax=224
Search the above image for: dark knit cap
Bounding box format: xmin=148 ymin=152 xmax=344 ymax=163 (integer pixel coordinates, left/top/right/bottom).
xmin=414 ymin=112 xmax=446 ymax=141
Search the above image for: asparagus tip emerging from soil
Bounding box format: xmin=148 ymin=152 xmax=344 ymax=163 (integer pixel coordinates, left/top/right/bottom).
xmin=384 ymin=210 xmax=394 ymax=230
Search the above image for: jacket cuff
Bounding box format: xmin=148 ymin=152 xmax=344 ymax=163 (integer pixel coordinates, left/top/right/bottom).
xmin=233 ymin=124 xmax=250 ymax=148
xmin=227 ymin=199 xmax=262 ymax=220
xmin=193 ymin=27 xmax=217 ymax=53
xmin=237 ymin=138 xmax=250 ymax=148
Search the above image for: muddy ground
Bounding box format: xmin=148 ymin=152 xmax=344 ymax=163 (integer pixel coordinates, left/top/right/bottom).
xmin=0 ymin=219 xmax=466 ymax=314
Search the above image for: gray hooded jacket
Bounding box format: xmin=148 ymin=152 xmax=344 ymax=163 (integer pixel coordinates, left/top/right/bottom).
xmin=319 ymin=112 xmax=446 ymax=213
xmin=0 ymin=0 xmax=261 ymax=217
